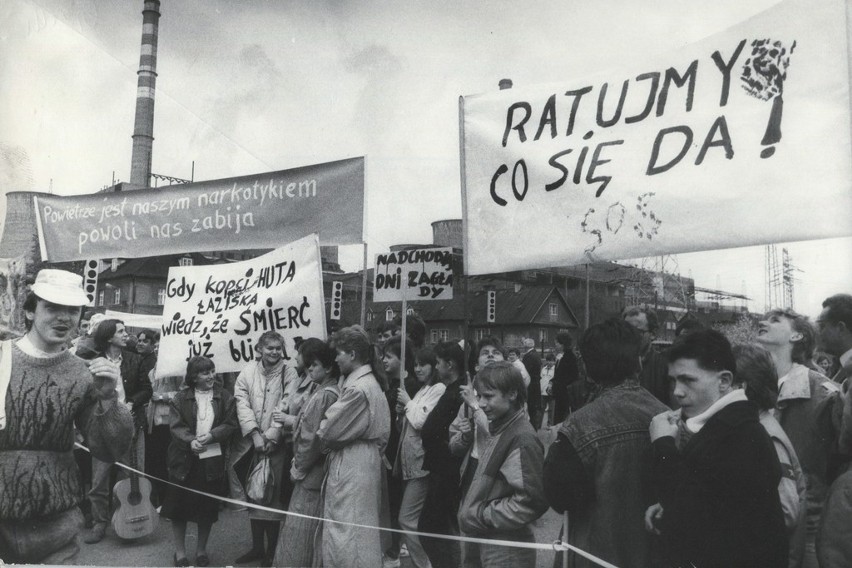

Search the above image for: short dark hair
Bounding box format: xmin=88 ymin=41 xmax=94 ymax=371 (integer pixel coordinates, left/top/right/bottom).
xmin=475 ymin=336 xmax=507 ymax=359
xmin=185 ymin=356 xmax=216 ymax=388
xmin=555 ymin=331 xmax=574 ymax=348
xmin=393 ymin=313 xmax=426 ymax=348
xmin=376 ymin=320 xmax=400 ymax=335
xmin=765 ymin=308 xmax=816 ymax=364
xmin=434 ymin=340 xmax=465 ymax=377
xmin=299 ymin=338 xmax=338 ymax=377
xmin=676 ymin=313 xmax=705 ymax=337
xmin=622 ymin=305 xmax=659 ymax=334
xmin=93 ymin=319 xmax=124 ymax=353
xmin=734 ymin=343 xmax=776 ymax=410
xmin=667 ymin=328 xmax=736 ymax=374
xmin=579 ymin=318 xmax=642 ymax=385
xmin=507 ymin=347 xmax=520 ymax=357
xmin=138 ymin=328 xmax=160 ymax=343
xmin=822 ymin=294 xmax=852 ymax=330
xmin=474 ymin=361 xmax=526 ymax=407
xmin=22 ymin=292 xmax=38 ymax=331
xmin=383 ymin=335 xmax=416 ymax=379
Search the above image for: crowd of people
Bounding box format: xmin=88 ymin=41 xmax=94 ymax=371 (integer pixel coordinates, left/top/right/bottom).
xmin=1 ymin=268 xmax=851 ymax=568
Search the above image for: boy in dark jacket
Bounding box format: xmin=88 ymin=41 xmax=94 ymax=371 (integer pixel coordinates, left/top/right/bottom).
xmin=646 ymin=329 xmax=787 ymax=568
xmin=458 ymin=361 xmax=547 ymax=568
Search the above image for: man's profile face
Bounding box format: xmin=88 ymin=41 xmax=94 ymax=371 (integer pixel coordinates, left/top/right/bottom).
xmin=109 ymin=323 xmax=129 ymax=348
xmin=26 ymin=300 xmax=82 ymax=352
xmin=78 ymin=319 xmax=90 ymax=336
xmin=669 ymin=358 xmax=725 ymax=419
xmin=816 ymin=307 xmax=845 ymax=357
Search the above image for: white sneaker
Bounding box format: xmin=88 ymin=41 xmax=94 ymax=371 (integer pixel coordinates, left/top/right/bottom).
xmin=382 ymin=554 xmax=401 ymax=568
xmin=399 ymin=544 xmax=410 ymax=557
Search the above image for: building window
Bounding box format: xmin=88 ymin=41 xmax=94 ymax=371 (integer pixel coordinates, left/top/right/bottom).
xmin=539 ymin=329 xmax=547 ymax=344
xmin=157 ymin=288 xmax=166 ymax=305
xmin=367 ymin=311 xmax=374 ymax=322
xmin=385 ymin=308 xmax=394 ymax=321
xmin=406 ymin=307 xmax=415 ymax=316
xmin=430 ymin=329 xmax=449 ymax=343
xmin=98 ymin=290 xmax=105 ymax=306
xmin=110 ymin=259 xmax=118 ymax=272
xmin=114 ymin=288 xmax=121 ymax=305
xmin=474 ymin=329 xmax=487 ymax=341
xmin=549 ymin=302 xmax=558 ymax=320
xmin=179 ymin=257 xmax=193 ymax=267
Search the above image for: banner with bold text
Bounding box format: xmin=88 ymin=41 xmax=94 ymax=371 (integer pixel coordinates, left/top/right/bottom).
xmin=460 ymin=0 xmax=852 ymax=275
xmin=374 ymin=247 xmax=454 ymax=302
xmin=35 ymin=157 xmax=364 ymax=262
xmin=156 ymin=234 xmax=326 ymax=378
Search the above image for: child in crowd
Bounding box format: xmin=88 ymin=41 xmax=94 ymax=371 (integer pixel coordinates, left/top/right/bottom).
xmin=457 ymin=362 xmax=547 ymax=568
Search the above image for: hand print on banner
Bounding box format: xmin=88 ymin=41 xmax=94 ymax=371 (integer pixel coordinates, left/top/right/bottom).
xmin=741 ymin=39 xmax=797 ymax=158
xmin=579 ymin=193 xmax=661 ymax=256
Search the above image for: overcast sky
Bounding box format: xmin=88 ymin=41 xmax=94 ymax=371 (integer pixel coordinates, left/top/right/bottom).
xmin=1 ymin=0 xmax=850 ymax=318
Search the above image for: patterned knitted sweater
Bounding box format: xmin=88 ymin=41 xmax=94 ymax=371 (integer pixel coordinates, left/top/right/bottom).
xmin=0 ymin=344 xmax=102 ymax=521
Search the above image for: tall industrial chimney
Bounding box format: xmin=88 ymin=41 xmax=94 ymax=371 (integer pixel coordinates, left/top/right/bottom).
xmin=129 ymin=0 xmax=161 ymax=188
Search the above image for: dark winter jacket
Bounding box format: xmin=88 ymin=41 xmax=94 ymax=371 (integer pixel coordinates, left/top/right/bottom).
xmin=650 ymin=399 xmax=788 ymax=568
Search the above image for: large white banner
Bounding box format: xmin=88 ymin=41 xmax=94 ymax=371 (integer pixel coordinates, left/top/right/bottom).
xmin=460 ymin=0 xmax=852 ymax=275
xmin=156 ymin=234 xmax=326 ymax=378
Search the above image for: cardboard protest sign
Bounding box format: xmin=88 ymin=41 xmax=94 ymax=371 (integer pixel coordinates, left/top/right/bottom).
xmin=374 ymin=247 xmax=454 ymax=302
xmin=460 ymin=0 xmax=852 ymax=275
xmin=156 ymin=234 xmax=326 ymax=378
xmin=34 ymin=157 xmax=364 ymax=262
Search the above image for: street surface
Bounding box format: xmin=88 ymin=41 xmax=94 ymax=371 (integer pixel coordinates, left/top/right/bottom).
xmin=72 ymin=426 xmax=563 ymax=567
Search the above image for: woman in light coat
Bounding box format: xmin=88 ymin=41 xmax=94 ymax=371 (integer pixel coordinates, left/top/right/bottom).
xmin=317 ymin=325 xmax=391 ymax=568
xmin=230 ymin=331 xmax=298 ymax=566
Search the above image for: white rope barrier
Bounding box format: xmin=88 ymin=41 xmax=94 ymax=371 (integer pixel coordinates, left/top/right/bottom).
xmin=76 ymin=442 xmax=620 ymax=568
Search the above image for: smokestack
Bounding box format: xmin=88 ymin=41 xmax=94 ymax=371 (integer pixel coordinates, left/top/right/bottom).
xmin=129 ymin=0 xmax=161 ymax=188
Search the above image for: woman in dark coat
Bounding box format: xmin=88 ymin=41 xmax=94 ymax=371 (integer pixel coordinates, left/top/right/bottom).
xmin=162 ymin=356 xmax=237 ymax=567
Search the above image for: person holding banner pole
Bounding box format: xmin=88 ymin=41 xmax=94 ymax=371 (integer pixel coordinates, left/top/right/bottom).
xmin=318 ymin=325 xmax=391 ymax=568
xmin=382 ymin=334 xmax=415 ymax=567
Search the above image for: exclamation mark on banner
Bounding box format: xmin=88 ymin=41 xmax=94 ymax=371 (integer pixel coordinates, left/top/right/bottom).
xmin=740 ymin=39 xmax=797 ymax=159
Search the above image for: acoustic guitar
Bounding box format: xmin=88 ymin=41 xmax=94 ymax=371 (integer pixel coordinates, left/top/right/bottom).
xmin=112 ymin=447 xmax=158 ymax=540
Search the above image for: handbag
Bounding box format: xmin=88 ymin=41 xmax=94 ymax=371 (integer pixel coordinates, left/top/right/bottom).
xmin=246 ymin=454 xmax=274 ymax=505
xmin=86 ymin=398 xmax=134 ymax=463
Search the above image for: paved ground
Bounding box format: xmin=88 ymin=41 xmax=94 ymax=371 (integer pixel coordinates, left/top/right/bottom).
xmin=72 ymin=506 xmax=563 ymax=567
xmin=72 ymin=425 xmax=564 ymax=567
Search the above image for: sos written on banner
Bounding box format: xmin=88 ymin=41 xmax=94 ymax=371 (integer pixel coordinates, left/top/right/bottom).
xmin=156 ymin=234 xmax=326 ymax=379
xmin=374 ymin=247 xmax=454 ymax=302
xmin=460 ymin=0 xmax=852 ymax=275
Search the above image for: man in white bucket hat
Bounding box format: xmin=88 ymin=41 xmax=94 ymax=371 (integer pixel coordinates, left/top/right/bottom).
xmin=0 ymin=268 xmax=132 ymax=563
